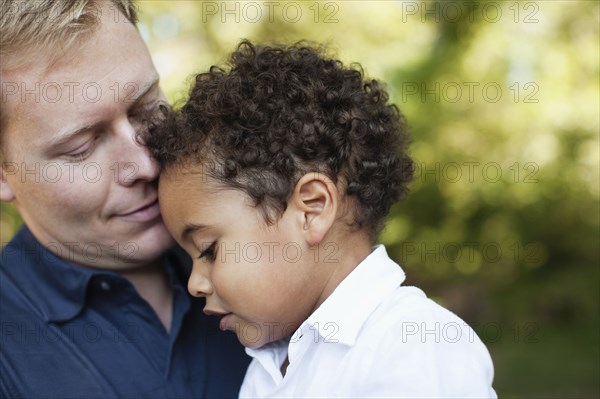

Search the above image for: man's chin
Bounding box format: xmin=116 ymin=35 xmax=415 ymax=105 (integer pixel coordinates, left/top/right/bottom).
xmin=117 ymin=221 xmax=175 ymax=264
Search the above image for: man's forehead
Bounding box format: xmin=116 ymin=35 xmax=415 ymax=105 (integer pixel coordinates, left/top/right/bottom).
xmin=1 ymin=7 xmax=157 ymax=142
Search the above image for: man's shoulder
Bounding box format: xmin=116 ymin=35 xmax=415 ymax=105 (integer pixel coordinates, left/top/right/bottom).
xmin=0 ymin=253 xmax=38 ymax=318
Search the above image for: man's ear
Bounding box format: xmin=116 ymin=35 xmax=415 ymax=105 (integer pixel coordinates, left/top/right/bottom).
xmin=289 ymin=173 xmax=338 ymax=246
xmin=0 ymin=163 xmax=16 ymax=202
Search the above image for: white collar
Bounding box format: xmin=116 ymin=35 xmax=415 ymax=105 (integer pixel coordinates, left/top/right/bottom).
xmin=299 ymin=244 xmax=405 ymax=346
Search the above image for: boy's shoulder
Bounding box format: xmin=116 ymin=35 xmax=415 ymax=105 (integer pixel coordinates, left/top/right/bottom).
xmin=342 ymin=246 xmax=494 ymax=369
xmin=358 ymin=278 xmax=494 ymax=373
xmin=347 ymin=245 xmax=482 ymax=341
xmin=362 ymin=283 xmax=481 ymax=344
xmin=343 ymin=274 xmax=496 ymax=397
xmin=372 ymin=284 xmax=470 ymax=326
xmin=313 ymin=245 xmax=486 ymax=349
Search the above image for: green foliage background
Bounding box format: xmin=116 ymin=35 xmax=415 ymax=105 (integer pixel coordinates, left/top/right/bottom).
xmin=1 ymin=1 xmax=598 ymax=397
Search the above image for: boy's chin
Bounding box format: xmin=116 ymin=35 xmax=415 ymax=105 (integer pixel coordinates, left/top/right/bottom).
xmin=233 ymin=320 xmax=297 ymax=349
xmin=238 ymin=334 xmax=273 ymax=350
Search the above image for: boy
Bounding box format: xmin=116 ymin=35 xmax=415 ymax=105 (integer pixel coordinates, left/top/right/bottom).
xmin=145 ymin=40 xmax=496 ymax=397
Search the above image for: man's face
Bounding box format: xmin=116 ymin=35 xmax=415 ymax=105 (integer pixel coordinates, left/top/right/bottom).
xmin=0 ymin=7 xmax=174 ymax=269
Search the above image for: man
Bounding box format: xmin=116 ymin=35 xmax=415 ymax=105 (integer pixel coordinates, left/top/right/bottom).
xmin=0 ymin=1 xmax=249 ymax=397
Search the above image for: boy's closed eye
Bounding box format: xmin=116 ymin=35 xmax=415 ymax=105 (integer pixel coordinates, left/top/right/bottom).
xmin=198 ymin=242 xmax=217 ymax=262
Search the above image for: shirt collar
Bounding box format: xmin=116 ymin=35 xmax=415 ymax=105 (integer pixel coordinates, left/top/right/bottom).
xmin=245 ymin=338 xmax=290 ymax=385
xmin=2 ymin=225 xmax=186 ymax=324
xmin=300 ymin=245 xmax=405 ymax=346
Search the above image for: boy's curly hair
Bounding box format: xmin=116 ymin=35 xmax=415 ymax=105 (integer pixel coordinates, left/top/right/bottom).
xmin=145 ymin=40 xmax=413 ymax=239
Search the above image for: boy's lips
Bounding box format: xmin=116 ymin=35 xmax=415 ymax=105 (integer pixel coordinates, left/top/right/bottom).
xmin=219 ymin=314 xmax=233 ymax=331
xmin=204 ymin=308 xmax=233 ymax=331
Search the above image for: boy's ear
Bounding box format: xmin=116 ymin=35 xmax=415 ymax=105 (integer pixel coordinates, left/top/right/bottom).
xmin=0 ymin=164 xmax=16 ymax=202
xmin=289 ymin=173 xmax=338 ymax=246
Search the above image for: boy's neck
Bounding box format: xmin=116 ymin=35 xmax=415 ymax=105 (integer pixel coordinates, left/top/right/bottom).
xmin=311 ymin=231 xmax=373 ymax=312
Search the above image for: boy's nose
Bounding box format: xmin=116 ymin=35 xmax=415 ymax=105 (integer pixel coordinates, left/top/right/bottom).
xmin=187 ymin=266 xmax=213 ymax=297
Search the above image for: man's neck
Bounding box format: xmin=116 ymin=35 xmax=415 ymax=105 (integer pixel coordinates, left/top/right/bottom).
xmin=118 ymin=259 xmax=174 ymax=333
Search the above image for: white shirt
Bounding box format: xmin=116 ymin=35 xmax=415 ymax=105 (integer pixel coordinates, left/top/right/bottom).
xmin=239 ymin=245 xmax=497 ymax=398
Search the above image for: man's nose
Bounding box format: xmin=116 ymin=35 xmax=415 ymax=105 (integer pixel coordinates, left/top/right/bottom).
xmin=113 ymin=117 xmax=160 ymax=185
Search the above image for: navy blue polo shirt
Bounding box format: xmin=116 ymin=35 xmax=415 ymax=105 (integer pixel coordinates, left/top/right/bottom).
xmin=0 ymin=226 xmax=250 ymax=398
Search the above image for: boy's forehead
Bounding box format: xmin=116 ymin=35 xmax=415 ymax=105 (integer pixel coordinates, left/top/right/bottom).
xmin=160 ymin=163 xmax=212 ymax=192
xmin=164 ymin=155 xmax=219 ymax=176
xmin=158 ymin=165 xmax=222 ymax=230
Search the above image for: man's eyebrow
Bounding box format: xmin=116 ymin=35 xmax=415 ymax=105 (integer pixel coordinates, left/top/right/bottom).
xmin=127 ymin=74 xmax=160 ymax=105
xmin=48 ymin=123 xmax=97 ymax=149
xmin=182 ymin=223 xmax=208 ymax=241
xmin=46 ymin=76 xmax=160 ymax=149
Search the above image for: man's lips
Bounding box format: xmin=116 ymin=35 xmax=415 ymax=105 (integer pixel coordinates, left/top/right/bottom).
xmin=117 ymin=199 xmax=160 ymax=222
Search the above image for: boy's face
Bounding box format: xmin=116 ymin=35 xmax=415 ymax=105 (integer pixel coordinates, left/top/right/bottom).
xmin=159 ymin=167 xmax=327 ymax=349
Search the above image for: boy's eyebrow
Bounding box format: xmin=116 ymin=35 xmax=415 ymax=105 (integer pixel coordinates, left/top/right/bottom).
xmin=182 ymin=223 xmax=208 ymax=240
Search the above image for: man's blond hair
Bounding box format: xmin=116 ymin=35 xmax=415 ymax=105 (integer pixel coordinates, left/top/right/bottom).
xmin=0 ymin=0 xmax=138 ymax=70
xmin=0 ymin=0 xmax=138 ymax=153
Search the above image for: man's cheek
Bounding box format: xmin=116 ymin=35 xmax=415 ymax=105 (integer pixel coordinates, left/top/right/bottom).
xmin=45 ymin=174 xmax=104 ymax=215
